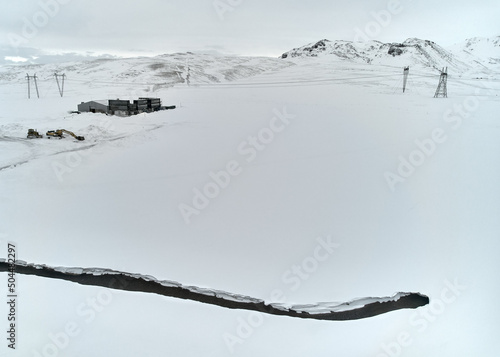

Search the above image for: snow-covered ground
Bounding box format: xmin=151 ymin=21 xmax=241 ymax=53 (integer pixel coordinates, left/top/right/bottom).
xmin=0 ymin=42 xmax=499 ymax=356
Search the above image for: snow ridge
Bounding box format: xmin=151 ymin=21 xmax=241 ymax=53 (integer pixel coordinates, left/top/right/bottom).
xmin=280 ymin=37 xmax=499 ymax=73
xmin=0 ymin=260 xmax=429 ymax=321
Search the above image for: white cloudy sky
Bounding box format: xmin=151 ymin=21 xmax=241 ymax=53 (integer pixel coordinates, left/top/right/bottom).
xmin=0 ymin=0 xmax=499 ymax=60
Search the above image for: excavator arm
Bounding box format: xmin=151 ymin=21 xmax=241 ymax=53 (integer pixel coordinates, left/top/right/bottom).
xmin=46 ymin=129 xmax=85 ymax=141
xmin=60 ymin=129 xmax=85 ymax=141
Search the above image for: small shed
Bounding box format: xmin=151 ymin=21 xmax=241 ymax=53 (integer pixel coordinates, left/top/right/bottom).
xmin=77 ymin=100 xmax=109 ymax=113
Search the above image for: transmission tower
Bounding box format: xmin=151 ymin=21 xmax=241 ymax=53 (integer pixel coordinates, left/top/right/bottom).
xmin=54 ymin=73 xmax=66 ymax=97
xmin=403 ymin=66 xmax=409 ymax=93
xmin=434 ymin=67 xmax=448 ymax=98
xmin=26 ymin=73 xmax=40 ymax=99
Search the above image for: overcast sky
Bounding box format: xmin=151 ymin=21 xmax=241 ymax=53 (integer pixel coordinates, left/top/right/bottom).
xmin=1 ymin=0 xmax=499 ymax=61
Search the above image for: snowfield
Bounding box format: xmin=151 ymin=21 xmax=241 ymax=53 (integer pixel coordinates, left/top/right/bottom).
xmin=0 ymin=38 xmax=499 ymax=356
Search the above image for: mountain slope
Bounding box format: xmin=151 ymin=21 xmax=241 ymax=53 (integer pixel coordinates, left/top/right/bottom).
xmin=280 ymin=37 xmax=498 ymax=74
xmin=0 ymin=52 xmax=294 ymax=89
xmin=1 ymin=36 xmax=497 ymax=94
xmin=448 ymin=36 xmax=500 ymax=68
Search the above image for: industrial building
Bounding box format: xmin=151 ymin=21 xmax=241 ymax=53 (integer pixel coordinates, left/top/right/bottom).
xmin=77 ymin=97 xmax=166 ymax=116
xmin=77 ymin=100 xmax=109 ymax=114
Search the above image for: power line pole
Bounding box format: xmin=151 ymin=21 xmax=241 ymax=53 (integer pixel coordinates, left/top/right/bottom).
xmin=26 ymin=73 xmax=30 ymax=99
xmin=26 ymin=73 xmax=40 ymax=99
xmin=434 ymin=67 xmax=448 ymax=98
xmin=403 ymin=66 xmax=409 ymax=93
xmin=54 ymin=73 xmax=66 ymax=97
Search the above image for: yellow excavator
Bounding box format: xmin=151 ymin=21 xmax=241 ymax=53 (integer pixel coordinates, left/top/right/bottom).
xmin=46 ymin=129 xmax=85 ymax=141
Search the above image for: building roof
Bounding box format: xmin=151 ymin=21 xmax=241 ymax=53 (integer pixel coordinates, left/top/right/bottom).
xmin=90 ymin=100 xmax=109 ymax=105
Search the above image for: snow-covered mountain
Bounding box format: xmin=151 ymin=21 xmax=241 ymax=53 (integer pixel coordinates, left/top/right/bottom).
xmin=1 ymin=37 xmax=497 ymax=93
xmin=448 ymin=36 xmax=500 ymax=67
xmin=280 ymin=37 xmax=500 ymax=73
xmin=0 ymin=52 xmax=294 ymax=89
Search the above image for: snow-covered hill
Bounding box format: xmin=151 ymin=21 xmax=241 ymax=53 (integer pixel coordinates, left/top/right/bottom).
xmin=448 ymin=36 xmax=500 ymax=68
xmin=280 ymin=37 xmax=500 ymax=74
xmin=0 ymin=52 xmax=294 ymax=89
xmin=1 ymin=36 xmax=497 ymax=98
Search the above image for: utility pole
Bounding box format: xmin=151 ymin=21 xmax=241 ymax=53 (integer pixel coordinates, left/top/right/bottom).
xmin=186 ymin=59 xmax=190 ymax=87
xmin=403 ymin=66 xmax=409 ymax=93
xmin=434 ymin=67 xmax=448 ymax=98
xmin=54 ymin=73 xmax=66 ymax=97
xmin=26 ymin=73 xmax=30 ymax=99
xmin=26 ymin=73 xmax=40 ymax=99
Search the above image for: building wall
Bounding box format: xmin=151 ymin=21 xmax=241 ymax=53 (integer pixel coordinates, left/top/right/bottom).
xmin=140 ymin=97 xmax=162 ymax=111
xmin=78 ymin=101 xmax=108 ymax=113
